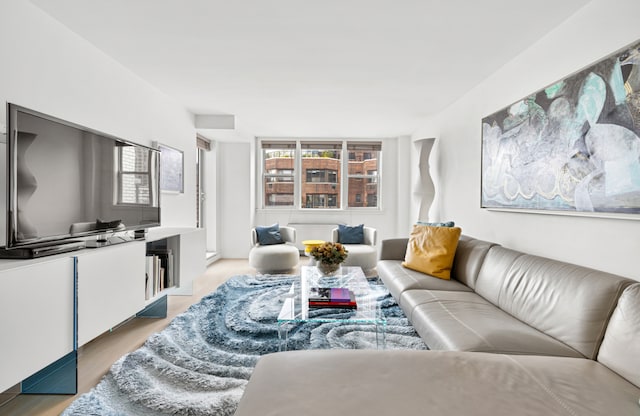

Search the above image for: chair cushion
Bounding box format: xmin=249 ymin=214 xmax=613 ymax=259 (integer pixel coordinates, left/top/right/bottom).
xmin=402 ymin=225 xmax=461 ymax=280
xmin=338 ymin=224 xmax=364 ymax=244
xmin=248 ymin=243 xmax=299 ymax=273
xmin=255 ymin=223 xmax=284 ymax=245
xmin=340 ymin=244 xmax=377 ymax=270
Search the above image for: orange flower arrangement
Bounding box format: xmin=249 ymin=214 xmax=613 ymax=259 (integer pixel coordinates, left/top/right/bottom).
xmin=310 ymin=241 xmax=348 ymax=265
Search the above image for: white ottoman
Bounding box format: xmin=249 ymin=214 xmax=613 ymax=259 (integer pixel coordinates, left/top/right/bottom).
xmin=249 ymin=243 xmax=300 ymax=273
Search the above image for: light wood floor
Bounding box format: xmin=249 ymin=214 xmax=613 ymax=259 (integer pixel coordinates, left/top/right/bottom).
xmin=0 ymin=258 xmax=308 ymax=416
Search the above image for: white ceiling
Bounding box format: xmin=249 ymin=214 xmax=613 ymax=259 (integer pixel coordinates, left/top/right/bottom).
xmin=31 ymin=0 xmax=590 ymax=138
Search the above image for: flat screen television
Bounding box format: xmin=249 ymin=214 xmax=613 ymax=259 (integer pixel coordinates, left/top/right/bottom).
xmin=3 ymin=103 xmax=160 ymax=255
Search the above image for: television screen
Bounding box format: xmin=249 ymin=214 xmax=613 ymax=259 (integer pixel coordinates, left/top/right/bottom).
xmin=5 ymin=104 xmax=160 ymax=248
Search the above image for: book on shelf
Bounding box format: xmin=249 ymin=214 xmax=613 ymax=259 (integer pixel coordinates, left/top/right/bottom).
xmin=145 ymin=255 xmax=155 ymax=300
xmin=147 ymin=248 xmax=175 ymax=294
xmin=145 ymin=248 xmax=175 ymax=299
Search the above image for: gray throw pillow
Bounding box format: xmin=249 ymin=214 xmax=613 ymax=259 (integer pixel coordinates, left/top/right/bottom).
xmin=256 ymin=223 xmax=284 ymax=245
xmin=338 ymin=224 xmax=364 ymax=244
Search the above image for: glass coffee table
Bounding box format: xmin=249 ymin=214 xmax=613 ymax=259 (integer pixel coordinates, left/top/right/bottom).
xmin=277 ymin=265 xmax=386 ymax=351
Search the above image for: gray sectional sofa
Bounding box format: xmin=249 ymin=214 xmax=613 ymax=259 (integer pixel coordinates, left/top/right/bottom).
xmin=235 ymin=235 xmax=640 ymax=415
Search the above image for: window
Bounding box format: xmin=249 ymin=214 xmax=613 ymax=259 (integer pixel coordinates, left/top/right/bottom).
xmin=301 ymin=142 xmax=342 ymax=209
xmin=262 ymin=141 xmax=295 ymax=207
xmin=306 ymin=169 xmax=338 ymax=183
xmin=259 ymin=139 xmax=381 ymax=209
xmin=117 ymin=145 xmax=153 ymax=205
xmin=347 ymin=142 xmax=381 ymax=208
xmin=305 ymin=194 xmax=338 ymax=208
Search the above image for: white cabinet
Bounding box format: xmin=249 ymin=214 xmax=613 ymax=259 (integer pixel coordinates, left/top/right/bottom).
xmin=76 ymin=242 xmax=146 ymax=347
xmin=0 ymin=257 xmax=74 ymax=393
xmin=0 ymin=227 xmax=205 ymax=392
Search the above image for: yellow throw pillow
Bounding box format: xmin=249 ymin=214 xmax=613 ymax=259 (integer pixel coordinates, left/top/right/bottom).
xmin=402 ymin=225 xmax=462 ymax=280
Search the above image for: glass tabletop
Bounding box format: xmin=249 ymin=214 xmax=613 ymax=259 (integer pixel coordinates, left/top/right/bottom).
xmin=277 ymin=266 xmax=385 ymax=324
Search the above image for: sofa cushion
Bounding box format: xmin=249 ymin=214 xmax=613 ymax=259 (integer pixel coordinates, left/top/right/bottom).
xmin=484 ymin=253 xmax=633 ymax=359
xmin=236 ymin=350 xmax=640 ymax=416
xmin=337 ymin=224 xmax=364 ymax=244
xmin=403 ymin=289 xmax=583 ymax=357
xmin=378 ymin=260 xmax=472 ymax=305
xmin=474 ymin=246 xmax=525 ymax=306
xmin=402 ymin=225 xmax=461 ymax=280
xmin=255 ymin=223 xmax=284 ymax=245
xmin=597 ymin=283 xmax=640 ymax=388
xmin=450 ymin=235 xmax=498 ymax=289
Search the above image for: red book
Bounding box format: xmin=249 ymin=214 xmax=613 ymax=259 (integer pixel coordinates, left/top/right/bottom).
xmin=309 ymin=291 xmax=357 ymax=309
xmin=308 ymin=301 xmax=357 ymax=309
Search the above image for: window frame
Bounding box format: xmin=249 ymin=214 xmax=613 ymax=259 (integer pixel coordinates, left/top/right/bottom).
xmin=258 ymin=138 xmax=382 ymax=211
xmin=345 ymin=142 xmax=382 ymax=209
xmin=116 ymin=145 xmax=154 ymax=206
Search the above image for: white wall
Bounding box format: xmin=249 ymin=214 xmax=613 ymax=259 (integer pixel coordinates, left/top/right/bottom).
xmin=413 ymin=0 xmax=640 ymax=280
xmin=218 ymin=141 xmax=252 ymax=258
xmin=0 ymin=0 xmax=197 ymax=231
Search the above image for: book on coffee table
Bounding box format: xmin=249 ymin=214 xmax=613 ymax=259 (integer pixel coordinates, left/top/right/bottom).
xmin=308 ymin=288 xmax=357 ymax=309
xmin=308 ymin=287 xmax=352 ymax=303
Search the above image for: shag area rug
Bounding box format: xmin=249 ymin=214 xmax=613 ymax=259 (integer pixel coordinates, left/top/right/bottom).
xmin=63 ymin=274 xmax=427 ymax=415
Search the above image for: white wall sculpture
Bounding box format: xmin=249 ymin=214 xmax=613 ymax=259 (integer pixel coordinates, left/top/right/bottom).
xmin=412 ymin=138 xmax=436 ymax=222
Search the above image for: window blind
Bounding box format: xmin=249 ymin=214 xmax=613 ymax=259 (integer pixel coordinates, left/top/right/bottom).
xmin=346 ymin=141 xmax=382 ymax=151
xmin=196 ymin=135 xmax=211 ymax=151
xmin=261 ymin=140 xmax=296 ymax=149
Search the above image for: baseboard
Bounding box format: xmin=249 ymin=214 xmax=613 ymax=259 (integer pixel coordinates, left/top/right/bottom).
xmin=0 ymin=383 xmax=20 ymax=407
xmin=137 ymin=295 xmax=168 ymax=318
xmin=21 ymin=351 xmax=77 ymax=395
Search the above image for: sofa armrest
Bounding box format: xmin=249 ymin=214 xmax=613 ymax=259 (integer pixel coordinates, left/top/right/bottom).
xmin=379 ymin=238 xmax=408 ymax=260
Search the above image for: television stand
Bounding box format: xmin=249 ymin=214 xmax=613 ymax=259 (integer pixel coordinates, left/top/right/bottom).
xmin=85 ymin=232 xmax=143 ymax=248
xmin=0 ymin=240 xmax=86 ymax=259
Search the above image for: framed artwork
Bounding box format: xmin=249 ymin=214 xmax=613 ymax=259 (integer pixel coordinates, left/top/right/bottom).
xmin=156 ymin=142 xmax=184 ymax=193
xmin=481 ymin=39 xmax=640 ymax=217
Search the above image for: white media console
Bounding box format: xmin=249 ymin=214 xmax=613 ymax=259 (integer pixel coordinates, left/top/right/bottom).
xmin=0 ymin=227 xmax=206 ymax=395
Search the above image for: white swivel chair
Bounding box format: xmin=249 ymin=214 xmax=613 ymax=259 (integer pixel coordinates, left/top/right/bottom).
xmin=249 ymin=226 xmax=299 ymax=274
xmin=331 ymin=226 xmax=377 ymax=273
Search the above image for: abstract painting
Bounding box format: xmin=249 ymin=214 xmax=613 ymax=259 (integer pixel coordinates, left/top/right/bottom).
xmin=481 ymin=39 xmax=640 ymax=215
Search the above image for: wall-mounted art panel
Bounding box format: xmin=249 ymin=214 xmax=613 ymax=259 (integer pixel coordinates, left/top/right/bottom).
xmin=481 ymin=40 xmax=640 ymax=217
xmin=156 ymin=143 xmax=184 ymax=194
